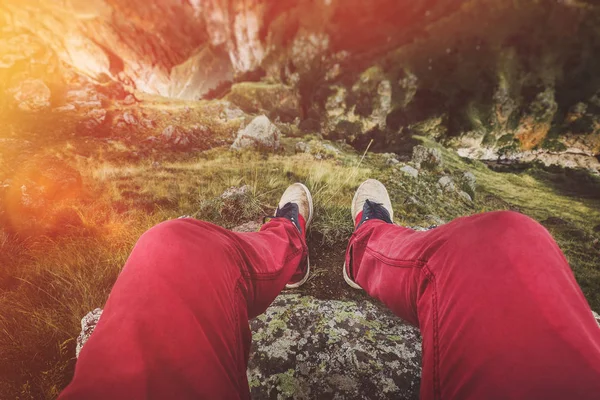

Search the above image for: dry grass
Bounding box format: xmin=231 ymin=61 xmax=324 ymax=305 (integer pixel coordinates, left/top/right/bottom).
xmin=0 ymin=138 xmax=598 ymax=399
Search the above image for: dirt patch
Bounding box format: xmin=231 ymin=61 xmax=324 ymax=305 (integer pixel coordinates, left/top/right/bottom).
xmin=287 ymin=231 xmax=375 ymax=303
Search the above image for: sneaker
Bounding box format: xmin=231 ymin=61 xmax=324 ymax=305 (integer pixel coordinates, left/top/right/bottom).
xmin=269 ymin=183 xmax=313 ymax=289
xmin=343 ymin=179 xmax=394 ymax=289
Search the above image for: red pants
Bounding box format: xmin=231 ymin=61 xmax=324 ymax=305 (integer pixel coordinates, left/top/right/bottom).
xmin=60 ymin=211 xmax=600 ymax=399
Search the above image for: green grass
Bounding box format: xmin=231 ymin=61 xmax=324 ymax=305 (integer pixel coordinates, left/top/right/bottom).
xmin=0 ymin=135 xmax=599 ymax=399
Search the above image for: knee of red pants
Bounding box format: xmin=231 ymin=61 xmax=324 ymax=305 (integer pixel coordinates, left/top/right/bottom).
xmin=447 ymin=210 xmax=556 ymax=256
xmin=120 ymin=218 xmax=246 ymax=309
xmin=133 ymin=218 xmax=241 ymax=267
xmin=68 ymin=219 xmax=253 ymax=399
xmin=426 ymin=211 xmax=600 ymax=399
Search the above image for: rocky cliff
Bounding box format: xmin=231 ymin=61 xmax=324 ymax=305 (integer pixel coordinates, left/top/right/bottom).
xmin=2 ymin=0 xmax=600 ymax=170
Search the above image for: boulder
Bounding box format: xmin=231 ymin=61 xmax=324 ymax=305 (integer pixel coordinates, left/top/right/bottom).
xmin=400 ymin=165 xmax=419 ymax=179
xmin=75 ymin=299 xmax=600 ymax=399
xmin=76 ymin=294 xmax=423 ymax=399
xmin=438 ymin=176 xmax=455 ymax=192
xmin=7 ymin=79 xmax=51 ymax=112
xmin=231 ymin=116 xmax=281 ymax=151
xmin=247 ymin=294 xmax=421 ymax=399
xmin=458 ymin=171 xmax=477 ymax=199
xmin=412 ymin=146 xmax=443 ymax=170
xmin=161 ymin=125 xmax=192 ymax=147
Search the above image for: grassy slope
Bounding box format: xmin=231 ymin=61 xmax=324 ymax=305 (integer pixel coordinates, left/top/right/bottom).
xmin=0 ymin=132 xmax=599 ymax=399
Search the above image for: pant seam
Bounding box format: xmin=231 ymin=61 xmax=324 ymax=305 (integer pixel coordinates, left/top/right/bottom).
xmin=233 ymin=278 xmax=240 ymax=379
xmin=233 ymin=278 xmax=247 ymax=389
xmin=365 ymin=246 xmax=427 ymax=268
xmin=246 ymin=245 xmax=306 ymax=281
xmin=422 ymin=265 xmax=441 ymax=400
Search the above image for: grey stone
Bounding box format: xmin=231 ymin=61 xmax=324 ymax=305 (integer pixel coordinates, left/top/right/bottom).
xmin=161 ymin=125 xmax=191 ymax=147
xmin=400 ymin=165 xmax=419 ymax=178
xmin=141 ymin=118 xmax=156 ymax=129
xmin=123 ymin=112 xmax=137 ymax=126
xmin=76 ymin=308 xmax=103 ymax=358
xmin=295 ymin=141 xmax=311 ymax=154
xmin=381 ymin=153 xmax=399 ymax=165
xmin=459 ymin=171 xmax=477 ymax=199
xmin=219 ymin=185 xmax=253 ymax=220
xmin=412 ymin=146 xmax=443 ymax=170
xmin=231 ymin=115 xmax=281 ymax=151
xmin=438 ymin=176 xmax=455 ymax=192
xmin=232 ymin=220 xmax=262 ymax=233
xmin=8 ymin=78 xmax=51 ymax=112
xmin=123 ymin=94 xmax=136 ymax=105
xmin=458 ymin=191 xmax=473 ymax=202
xmin=220 ymin=101 xmax=245 ymax=121
xmin=221 ymin=185 xmax=251 ymax=201
xmin=247 ymin=294 xmax=422 ymax=399
xmin=425 ymin=215 xmax=446 ymax=226
xmin=80 ymin=108 xmax=107 ymax=131
xmin=321 ymin=143 xmax=340 ymax=155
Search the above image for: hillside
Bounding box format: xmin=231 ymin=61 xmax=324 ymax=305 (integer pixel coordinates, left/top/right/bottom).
xmin=1 ymin=0 xmax=600 ymax=398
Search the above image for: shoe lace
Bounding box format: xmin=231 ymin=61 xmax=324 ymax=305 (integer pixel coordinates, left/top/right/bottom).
xmin=263 ymin=202 xmax=301 ymax=233
xmin=358 ymin=199 xmax=392 ymax=228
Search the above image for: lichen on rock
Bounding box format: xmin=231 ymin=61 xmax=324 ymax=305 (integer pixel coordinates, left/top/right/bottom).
xmin=247 ymin=294 xmax=422 ymax=399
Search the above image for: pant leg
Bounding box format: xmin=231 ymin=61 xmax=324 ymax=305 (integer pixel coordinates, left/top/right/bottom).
xmin=60 ymin=217 xmax=307 ymax=400
xmin=346 ymin=210 xmax=600 ymax=400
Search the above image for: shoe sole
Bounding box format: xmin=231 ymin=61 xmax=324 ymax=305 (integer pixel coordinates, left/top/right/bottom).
xmin=343 ymin=261 xmax=363 ymax=290
xmin=345 ymin=182 xmax=366 ymax=290
xmin=285 ymin=183 xmax=313 ymax=289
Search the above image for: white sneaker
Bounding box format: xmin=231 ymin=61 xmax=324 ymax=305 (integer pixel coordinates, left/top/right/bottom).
xmin=273 ymin=183 xmax=313 ymax=289
xmin=344 ymin=179 xmax=394 ymax=289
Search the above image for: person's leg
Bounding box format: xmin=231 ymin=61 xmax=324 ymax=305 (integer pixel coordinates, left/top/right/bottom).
xmin=345 ymin=180 xmax=600 ymax=400
xmin=60 ymin=184 xmax=312 ymax=400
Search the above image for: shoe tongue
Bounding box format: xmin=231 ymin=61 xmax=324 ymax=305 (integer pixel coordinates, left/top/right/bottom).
xmin=354 ymin=211 xmax=363 ymax=228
